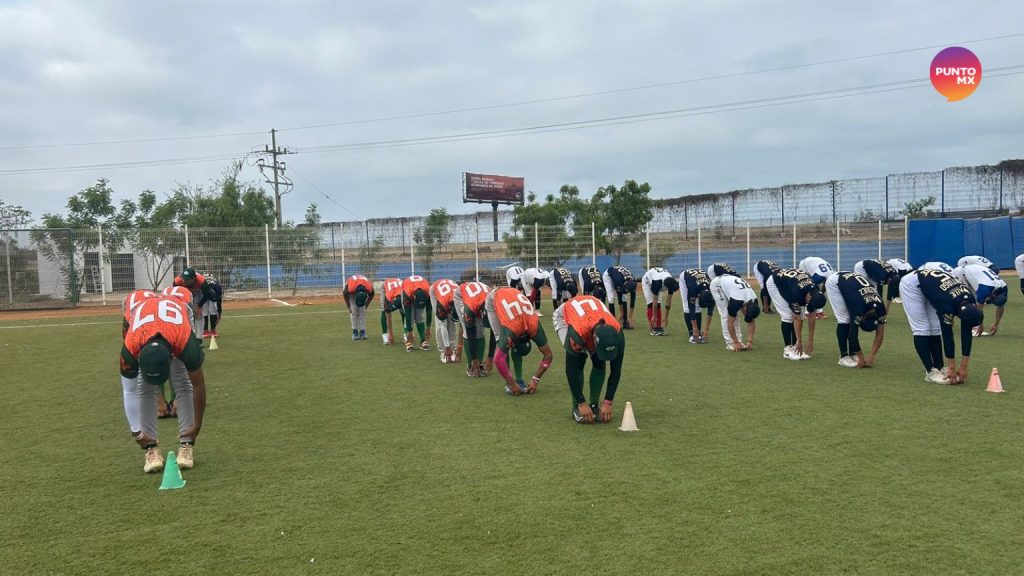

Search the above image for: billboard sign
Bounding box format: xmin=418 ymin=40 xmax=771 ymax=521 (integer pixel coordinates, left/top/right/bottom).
xmin=463 ymin=172 xmax=525 ymax=205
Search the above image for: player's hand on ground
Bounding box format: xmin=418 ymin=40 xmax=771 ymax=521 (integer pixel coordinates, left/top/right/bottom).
xmin=957 ymin=365 xmax=969 ymax=383
xmin=507 ymin=378 xmax=522 ymax=395
xmin=988 ymin=325 xmax=998 ymax=336
xmin=599 ymin=402 xmax=613 ymax=423
xmin=577 ymin=402 xmax=595 ymax=424
xmin=946 ymin=366 xmax=959 ymax=384
xmin=527 ymin=376 xmax=539 ymax=394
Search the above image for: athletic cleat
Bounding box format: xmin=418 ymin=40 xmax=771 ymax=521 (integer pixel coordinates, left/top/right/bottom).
xmin=177 ymin=444 xmax=194 ymax=469
xmin=405 ymin=342 xmax=414 ymax=352
xmin=838 ymin=356 xmax=858 ymax=368
xmin=688 ymin=335 xmax=696 ymax=344
xmin=212 ymin=330 xmax=218 ymax=337
xmin=892 ymin=297 xmax=903 ymax=304
xmin=515 ymin=379 xmax=528 ymax=393
xmin=572 ymin=406 xmax=592 ymax=424
xmin=649 ymin=329 xmax=657 ymax=336
xmin=725 ymin=343 xmax=736 ymax=351
xmin=382 ymin=334 xmax=391 ymax=345
xmin=799 ymin=352 xmax=812 ymax=360
xmin=925 ymin=368 xmax=950 ymax=384
xmin=699 ymin=335 xmax=709 ymax=344
xmin=420 ymin=341 xmax=430 ymax=351
xmin=143 ymin=447 xmax=164 ymax=474
xmin=202 ymin=330 xmax=211 ymax=338
xmin=358 ymin=331 xmax=367 ymax=340
xmin=783 ymin=346 xmax=801 ymax=361
xmin=352 ymin=332 xmax=358 ymax=341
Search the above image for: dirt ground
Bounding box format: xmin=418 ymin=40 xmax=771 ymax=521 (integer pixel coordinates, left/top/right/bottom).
xmin=0 ymin=295 xmax=345 ymax=322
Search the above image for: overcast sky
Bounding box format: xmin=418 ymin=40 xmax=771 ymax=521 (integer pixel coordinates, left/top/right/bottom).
xmin=1 ymin=0 xmax=1022 ymax=224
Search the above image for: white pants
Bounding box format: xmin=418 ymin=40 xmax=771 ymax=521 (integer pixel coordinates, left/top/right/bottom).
xmin=643 ymin=285 xmax=668 ymax=306
xmin=711 ymin=277 xmax=743 ymax=346
xmin=435 ymin=318 xmax=460 ymax=348
xmin=824 ymin=274 xmax=851 ymax=325
xmin=766 ymin=276 xmax=796 ymax=323
xmin=900 ymin=274 xmax=941 ymax=336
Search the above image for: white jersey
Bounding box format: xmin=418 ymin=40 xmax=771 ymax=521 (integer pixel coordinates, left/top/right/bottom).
xmin=887 ymin=258 xmax=913 ymax=273
xmin=957 ymin=255 xmax=994 ymax=269
xmin=919 ymin=261 xmax=955 ymax=274
xmin=799 ymin=257 xmax=835 ymax=281
xmin=955 ymin=264 xmax=1007 ymax=294
xmin=521 ymin=267 xmax=549 ymax=291
xmin=714 ymin=274 xmax=757 ymax=303
xmin=1016 ymin=254 xmax=1024 ymax=278
xmin=505 ymin=266 xmax=524 ymax=288
xmin=641 ymin=267 xmax=672 ymax=305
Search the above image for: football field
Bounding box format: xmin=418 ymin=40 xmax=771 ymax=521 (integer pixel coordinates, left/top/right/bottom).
xmin=1 ymin=301 xmax=1022 ymax=575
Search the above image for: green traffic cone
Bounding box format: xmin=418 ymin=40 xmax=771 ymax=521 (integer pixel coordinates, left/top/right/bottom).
xmin=159 ymin=451 xmax=187 ymax=490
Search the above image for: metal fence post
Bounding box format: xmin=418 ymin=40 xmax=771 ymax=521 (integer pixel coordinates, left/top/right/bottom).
xmin=835 ymin=221 xmax=841 ymax=271
xmin=903 ymin=215 xmax=909 ymax=261
xmin=4 ymin=234 xmax=13 ymax=306
xmin=645 ymin=223 xmax=651 ymax=270
xmin=591 ymin=222 xmax=596 ymax=267
xmin=265 ymin=224 xmax=272 ymax=299
xmin=877 ymin=220 xmax=882 ymax=259
xmin=746 ymin=223 xmax=751 ymax=278
xmin=697 ymin=224 xmax=702 ymax=269
xmin=474 ymin=215 xmax=480 ymax=281
xmin=98 ymin=226 xmax=107 ymax=305
xmin=184 ymin=224 xmax=190 ymax=265
xmin=885 ymin=175 xmax=889 ymax=220
xmin=410 ymin=236 xmax=415 ymax=275
xmin=941 ymin=169 xmax=945 ymax=215
xmin=792 ymin=222 xmax=797 ymax=267
xmin=340 ymin=224 xmax=346 ymax=280
xmin=534 ymin=222 xmax=539 ymax=269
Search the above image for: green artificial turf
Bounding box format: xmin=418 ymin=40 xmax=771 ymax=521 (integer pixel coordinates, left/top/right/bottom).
xmin=1 ymin=302 xmax=1021 ymax=575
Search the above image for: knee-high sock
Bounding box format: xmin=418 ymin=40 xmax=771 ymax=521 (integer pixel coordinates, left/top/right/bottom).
xmin=416 ymin=322 xmax=426 ymax=341
xmin=608 ymin=302 xmax=616 ymax=317
xmin=781 ymin=322 xmax=796 ymax=346
xmin=511 ymin=351 xmax=523 ymax=380
xmin=913 ymin=335 xmax=933 ymax=371
xmin=928 ymin=335 xmax=944 ymax=369
xmin=836 ymin=323 xmax=851 ymax=356
xmin=589 ymin=359 xmax=606 ymax=404
xmin=684 ymin=312 xmax=693 ymax=336
xmin=695 ymin=312 xmax=703 ymax=332
xmin=646 ymin=304 xmax=654 ymax=327
xmin=654 ymin=304 xmax=662 ymax=328
xmin=380 ymin=311 xmax=388 ymax=334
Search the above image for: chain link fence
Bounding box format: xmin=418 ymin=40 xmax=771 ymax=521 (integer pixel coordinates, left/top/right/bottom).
xmin=2 ymin=220 xmax=908 ymax=310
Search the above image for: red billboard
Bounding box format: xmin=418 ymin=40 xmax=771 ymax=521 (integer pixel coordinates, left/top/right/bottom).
xmin=463 ymin=172 xmax=525 ymax=205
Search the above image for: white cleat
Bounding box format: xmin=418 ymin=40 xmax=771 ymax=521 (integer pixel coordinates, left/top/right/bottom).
xmin=838 ymin=356 xmax=858 ymax=368
xmin=177 ymin=444 xmax=194 ymax=470
xmin=143 ymin=447 xmax=165 ymax=474
xmin=783 ymin=346 xmax=800 ymax=360
xmin=925 ymin=368 xmax=950 ymax=384
xmin=725 ymin=343 xmax=735 ymax=351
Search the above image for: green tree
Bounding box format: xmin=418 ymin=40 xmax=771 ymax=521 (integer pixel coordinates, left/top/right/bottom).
xmin=900 ymin=196 xmax=936 ymax=218
xmin=359 ymin=234 xmax=387 ymax=278
xmin=413 ymin=208 xmax=453 ymax=278
xmin=0 ymin=199 xmax=32 ymax=228
xmin=596 ymin=180 xmax=653 ymax=264
xmin=504 ymin=186 xmax=590 ymax=268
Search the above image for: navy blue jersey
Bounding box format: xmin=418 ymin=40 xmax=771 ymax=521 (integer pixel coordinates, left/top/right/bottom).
xmin=551 ymin=268 xmax=575 ymax=293
xmin=860 ymin=259 xmax=896 ymax=285
xmin=711 ymin=263 xmax=737 ymax=277
xmin=836 ymin=272 xmax=887 ymax=324
xmin=771 ymin=269 xmax=816 ymax=309
xmin=605 ymin=266 xmax=635 ymax=291
xmin=917 ymin=269 xmax=976 ymax=324
xmin=579 ymin=266 xmax=602 ymax=293
xmin=756 ymin=260 xmax=780 ymax=279
xmin=683 ymin=268 xmax=710 ymax=296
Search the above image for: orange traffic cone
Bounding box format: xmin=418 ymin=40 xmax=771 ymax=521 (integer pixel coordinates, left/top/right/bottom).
xmin=986 ymin=368 xmax=1004 ymax=393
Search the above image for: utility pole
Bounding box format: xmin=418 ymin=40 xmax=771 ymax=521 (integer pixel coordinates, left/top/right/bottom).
xmin=258 ymin=129 xmax=292 ymax=229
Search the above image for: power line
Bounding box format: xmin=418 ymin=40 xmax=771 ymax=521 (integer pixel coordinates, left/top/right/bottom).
xmin=1 ymin=32 xmax=1021 ymax=152
xmin=1 ymin=67 xmax=1020 ymax=176
xmin=289 ymin=167 xmax=362 ymax=221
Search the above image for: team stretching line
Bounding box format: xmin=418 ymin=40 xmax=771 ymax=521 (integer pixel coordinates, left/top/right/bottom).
xmin=0 ymin=308 xmax=342 ymax=330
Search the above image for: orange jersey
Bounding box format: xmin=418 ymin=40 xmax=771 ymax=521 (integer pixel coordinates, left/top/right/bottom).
xmin=121 ymin=289 xmax=157 ymax=316
xmin=383 ymin=278 xmax=404 ymax=303
xmin=161 ymin=285 xmax=193 ymax=306
xmin=459 ymin=281 xmax=490 ymax=314
xmin=431 ymin=279 xmax=459 ymax=309
xmin=491 ymin=287 xmax=540 ymax=339
xmin=345 ymin=275 xmax=372 ymax=294
xmin=402 ymin=275 xmax=430 ymax=300
xmin=173 ymin=271 xmax=206 ymax=288
xmin=123 ymin=296 xmax=195 ymax=358
xmin=562 ymin=296 xmax=621 ymax=353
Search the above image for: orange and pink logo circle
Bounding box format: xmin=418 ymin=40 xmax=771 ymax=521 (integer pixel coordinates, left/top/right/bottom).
xmin=930 ymin=47 xmax=981 ymax=102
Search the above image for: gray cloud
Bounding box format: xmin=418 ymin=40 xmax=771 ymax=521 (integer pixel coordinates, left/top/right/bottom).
xmin=1 ymin=0 xmax=1021 ymax=224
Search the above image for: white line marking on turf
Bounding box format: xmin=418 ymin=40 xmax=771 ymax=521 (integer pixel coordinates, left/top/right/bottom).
xmin=0 ymin=309 xmax=341 ymax=330
xmin=270 ymin=299 xmax=295 ymax=307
